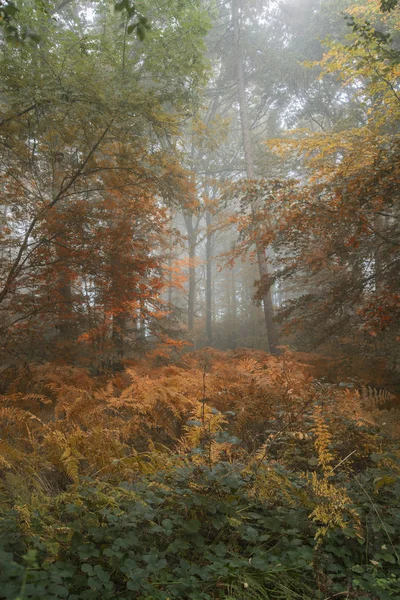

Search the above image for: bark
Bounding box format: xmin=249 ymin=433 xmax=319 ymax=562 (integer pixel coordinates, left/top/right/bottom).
xmin=167 ymin=252 xmax=173 ymax=307
xmin=110 ymin=255 xmax=128 ymax=363
xmin=0 ymin=125 xmax=111 ymax=307
xmin=184 ymin=213 xmax=197 ymax=335
xmin=256 ymin=247 xmax=279 ymax=354
xmin=230 ymin=264 xmax=237 ymax=349
xmin=55 ymin=241 xmax=74 ymax=341
xmin=374 ymin=214 xmax=386 ymax=292
xmin=205 ymin=210 xmax=213 ymax=345
xmin=53 ymin=158 xmax=74 ymax=343
xmin=231 ymin=0 xmax=279 ymax=355
xmin=111 ymin=311 xmax=127 ymax=361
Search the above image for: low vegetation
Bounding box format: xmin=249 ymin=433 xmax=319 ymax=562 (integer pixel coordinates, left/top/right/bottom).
xmin=0 ymin=349 xmax=399 ymax=599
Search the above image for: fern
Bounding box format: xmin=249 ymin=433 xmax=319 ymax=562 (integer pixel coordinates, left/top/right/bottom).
xmin=312 ymin=407 xmax=334 ymax=474
xmin=309 ymin=472 xmax=361 ymax=542
xmin=360 ymin=385 xmax=397 ymax=411
xmin=0 ymin=351 xmax=396 ymax=496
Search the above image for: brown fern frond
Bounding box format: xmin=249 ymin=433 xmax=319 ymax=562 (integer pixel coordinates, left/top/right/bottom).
xmin=0 ymin=439 xmax=26 ymax=469
xmin=64 ymin=392 xmax=101 ymax=425
xmin=361 ymin=386 xmax=398 ymax=411
xmin=238 ymin=358 xmax=264 ymax=376
xmin=0 ymin=407 xmax=43 ymax=434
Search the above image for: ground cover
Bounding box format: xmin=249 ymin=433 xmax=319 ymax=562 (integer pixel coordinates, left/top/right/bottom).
xmin=0 ymin=349 xmax=399 ymax=599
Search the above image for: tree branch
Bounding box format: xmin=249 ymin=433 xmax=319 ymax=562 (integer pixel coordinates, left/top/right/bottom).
xmin=0 ymin=122 xmax=112 ymax=305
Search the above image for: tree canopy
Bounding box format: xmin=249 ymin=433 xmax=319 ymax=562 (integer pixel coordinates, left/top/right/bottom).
xmin=0 ymin=2 xmax=400 ymax=599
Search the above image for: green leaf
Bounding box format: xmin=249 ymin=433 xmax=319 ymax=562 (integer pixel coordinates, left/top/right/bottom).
xmin=114 ymin=1 xmax=128 ymax=12
xmin=351 ymin=565 xmax=365 ymax=573
xmin=184 ymin=519 xmax=201 ymax=533
xmin=251 ymin=556 xmax=269 ymax=570
xmin=374 ymin=476 xmax=397 ymax=492
xmin=4 ymin=4 xmax=19 ymax=17
xmin=81 ymin=564 xmax=93 ymax=575
xmin=213 ymin=543 xmax=227 ymax=557
xmin=212 ymin=517 xmax=225 ymax=530
xmin=382 ymin=553 xmax=396 ymax=564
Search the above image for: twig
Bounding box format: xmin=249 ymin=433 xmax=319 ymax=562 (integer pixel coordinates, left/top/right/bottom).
xmin=331 ymin=450 xmax=357 ymax=473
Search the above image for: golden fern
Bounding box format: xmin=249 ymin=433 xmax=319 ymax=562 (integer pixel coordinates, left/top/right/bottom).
xmin=237 ymin=357 xmax=264 ymax=376
xmin=0 ymin=439 xmax=25 ymax=469
xmin=0 ymin=406 xmax=42 ymax=424
xmin=312 ymin=407 xmax=334 ymax=474
xmin=180 ymin=404 xmax=228 ymax=466
xmin=309 ymin=472 xmax=361 ymax=542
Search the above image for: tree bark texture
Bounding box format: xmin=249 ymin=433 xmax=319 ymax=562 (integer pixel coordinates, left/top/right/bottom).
xmin=231 ymin=0 xmax=279 ymax=354
xmin=184 ymin=213 xmax=197 ymax=336
xmin=205 ymin=210 xmax=213 ymax=345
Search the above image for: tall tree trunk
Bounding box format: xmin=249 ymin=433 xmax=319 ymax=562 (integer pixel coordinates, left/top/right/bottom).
xmin=230 ymin=264 xmax=237 ymax=349
xmin=205 ymin=209 xmax=213 ymax=345
xmin=110 ymin=248 xmax=128 ymax=368
xmin=53 ymin=156 xmax=74 ymax=345
xmin=184 ymin=213 xmax=197 ymax=336
xmin=231 ymin=0 xmax=279 ymax=355
xmin=374 ymin=214 xmax=386 ymax=293
xmin=111 ymin=311 xmax=126 ymax=362
xmin=167 ymin=253 xmax=173 ymax=307
xmin=55 ymin=242 xmax=74 ymax=341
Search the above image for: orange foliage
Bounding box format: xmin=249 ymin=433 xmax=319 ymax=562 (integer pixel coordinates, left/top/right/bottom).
xmin=1 ymin=349 xmax=397 ymax=492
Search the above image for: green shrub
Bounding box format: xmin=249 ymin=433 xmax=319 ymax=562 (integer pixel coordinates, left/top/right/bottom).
xmin=1 ymin=452 xmax=399 ymax=600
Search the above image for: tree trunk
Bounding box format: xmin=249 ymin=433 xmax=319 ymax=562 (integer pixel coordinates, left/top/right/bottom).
xmin=53 ymin=157 xmax=74 ymax=346
xmin=374 ymin=214 xmax=386 ymax=293
xmin=167 ymin=252 xmax=173 ymax=307
xmin=55 ymin=241 xmax=74 ymax=341
xmin=184 ymin=213 xmax=197 ymax=336
xmin=231 ymin=0 xmax=279 ymax=355
xmin=110 ymin=249 xmax=128 ymax=368
xmin=205 ymin=210 xmax=213 ymax=345
xmin=230 ymin=264 xmax=237 ymax=349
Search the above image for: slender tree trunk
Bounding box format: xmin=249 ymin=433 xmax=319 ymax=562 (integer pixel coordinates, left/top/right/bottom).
xmin=184 ymin=213 xmax=197 ymax=336
xmin=56 ymin=242 xmax=74 ymax=341
xmin=231 ymin=0 xmax=278 ymax=355
xmin=167 ymin=253 xmax=173 ymax=307
xmin=110 ymin=248 xmax=128 ymax=367
xmin=205 ymin=210 xmax=213 ymax=345
xmin=256 ymin=248 xmax=278 ymax=353
xmin=231 ymin=264 xmax=237 ymax=349
xmin=374 ymin=214 xmax=386 ymax=292
xmin=232 ymin=0 xmax=255 ymax=180
xmin=188 ymin=241 xmax=196 ymax=335
xmin=53 ymin=157 xmax=74 ymax=345
xmin=111 ymin=311 xmax=126 ymax=361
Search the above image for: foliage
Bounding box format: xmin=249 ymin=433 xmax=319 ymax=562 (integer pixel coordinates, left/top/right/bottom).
xmin=0 ymin=350 xmax=399 ymax=599
xmin=1 ymin=1 xmax=400 ymax=598
xmin=0 ymin=0 xmax=149 ymax=44
xmin=223 ymin=0 xmax=400 ymax=359
xmin=0 ymin=0 xmax=210 ymax=365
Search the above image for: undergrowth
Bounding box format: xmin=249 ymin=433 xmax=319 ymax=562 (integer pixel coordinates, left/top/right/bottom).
xmin=0 ymin=348 xmax=399 ymax=599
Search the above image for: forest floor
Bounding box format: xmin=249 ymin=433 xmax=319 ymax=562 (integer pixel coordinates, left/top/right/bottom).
xmin=0 ymin=348 xmax=399 ymax=600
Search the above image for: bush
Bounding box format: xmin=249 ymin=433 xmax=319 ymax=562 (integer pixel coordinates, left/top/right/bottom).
xmin=0 ymin=350 xmax=399 ymax=599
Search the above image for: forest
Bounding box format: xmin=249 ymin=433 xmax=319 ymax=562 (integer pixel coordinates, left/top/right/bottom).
xmin=0 ymin=0 xmax=399 ymax=598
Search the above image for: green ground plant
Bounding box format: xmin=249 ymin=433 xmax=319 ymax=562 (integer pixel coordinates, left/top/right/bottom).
xmin=0 ymin=350 xmax=399 ymax=599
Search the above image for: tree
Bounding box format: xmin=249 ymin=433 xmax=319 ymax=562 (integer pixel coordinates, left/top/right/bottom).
xmin=0 ymin=0 xmax=211 ymax=364
xmin=252 ymin=0 xmax=400 ymax=359
xmin=224 ymin=0 xmax=277 ymax=354
xmin=0 ymin=0 xmax=149 ymax=44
